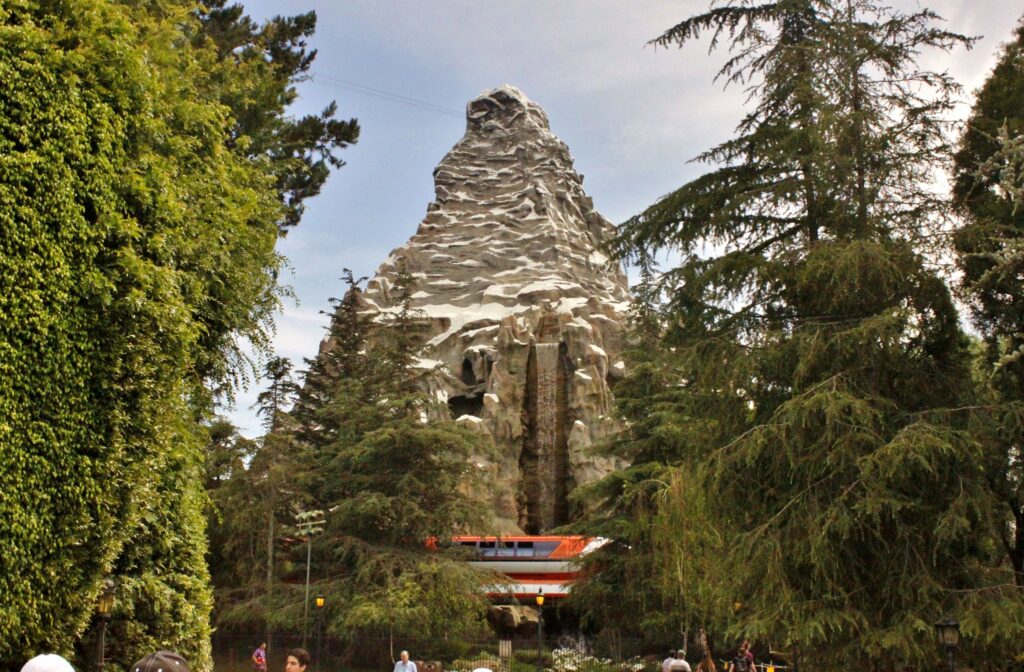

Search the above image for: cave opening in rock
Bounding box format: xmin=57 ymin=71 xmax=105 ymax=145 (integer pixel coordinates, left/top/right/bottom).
xmin=448 ymin=393 xmax=484 ymax=418
xmin=461 ymin=357 xmax=477 ymax=385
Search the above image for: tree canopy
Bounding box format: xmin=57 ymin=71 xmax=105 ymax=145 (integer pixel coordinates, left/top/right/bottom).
xmin=952 ymin=16 xmax=1024 ymax=591
xmin=0 ymin=0 xmax=356 ymax=668
xmin=578 ymin=1 xmax=1024 ymax=668
xmin=206 ymin=270 xmax=497 ymax=656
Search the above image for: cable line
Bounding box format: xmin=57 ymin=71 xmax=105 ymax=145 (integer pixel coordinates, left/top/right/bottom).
xmin=310 ymin=72 xmax=464 ymax=118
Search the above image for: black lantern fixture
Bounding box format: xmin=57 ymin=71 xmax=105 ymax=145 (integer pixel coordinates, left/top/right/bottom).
xmin=95 ymin=579 xmax=115 ymax=672
xmin=934 ymin=619 xmax=960 ymax=672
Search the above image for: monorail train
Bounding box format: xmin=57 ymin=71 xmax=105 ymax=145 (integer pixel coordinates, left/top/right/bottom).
xmin=432 ymin=535 xmax=609 ymax=600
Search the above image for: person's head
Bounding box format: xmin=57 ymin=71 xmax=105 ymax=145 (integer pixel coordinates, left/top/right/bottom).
xmin=740 ymin=641 xmax=750 ymax=653
xmin=21 ymin=654 xmax=75 ymax=672
xmin=677 ymin=650 xmax=685 ymax=659
xmin=285 ymin=649 xmax=310 ymax=672
xmin=400 ymin=651 xmax=410 ymax=663
xmin=260 ymin=643 xmax=267 ymax=650
xmin=668 ymin=651 xmax=676 ymax=659
xmin=131 ymin=652 xmax=190 ymax=672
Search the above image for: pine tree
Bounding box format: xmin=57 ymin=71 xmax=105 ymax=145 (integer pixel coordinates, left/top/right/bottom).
xmin=204 ymin=420 xmax=261 ymax=595
xmin=952 ymin=16 xmax=1024 ymax=588
xmin=196 ymin=2 xmax=360 ymax=234
xmin=252 ymin=358 xmax=302 ymax=650
xmin=212 ymin=273 xmax=496 ymax=647
xmin=600 ymin=1 xmax=1023 ymax=667
xmin=291 ymin=270 xmax=391 ymax=503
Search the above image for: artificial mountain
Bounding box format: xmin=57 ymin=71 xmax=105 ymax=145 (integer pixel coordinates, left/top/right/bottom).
xmin=336 ymin=85 xmax=630 ymax=533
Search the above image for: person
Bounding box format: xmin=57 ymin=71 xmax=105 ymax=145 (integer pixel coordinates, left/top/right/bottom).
xmin=741 ymin=641 xmax=754 ymax=670
xmin=21 ymin=654 xmax=75 ymax=672
xmin=394 ymin=650 xmax=417 ymax=672
xmin=131 ymin=651 xmax=191 ymax=672
xmin=663 ymin=650 xmax=677 ymax=672
xmin=285 ymin=649 xmax=310 ymax=672
xmin=669 ymin=650 xmax=692 ymax=672
xmin=730 ymin=642 xmax=753 ymax=672
xmin=252 ymin=643 xmax=267 ymax=672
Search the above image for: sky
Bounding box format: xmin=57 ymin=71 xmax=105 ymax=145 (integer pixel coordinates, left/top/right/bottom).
xmin=224 ymin=0 xmax=1024 ymax=437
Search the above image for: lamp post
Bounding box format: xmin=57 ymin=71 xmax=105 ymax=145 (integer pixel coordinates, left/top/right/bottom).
xmin=934 ymin=619 xmax=960 ymax=672
xmin=535 ymin=589 xmax=545 ymax=672
xmin=315 ymin=594 xmax=325 ymax=668
xmin=95 ymin=579 xmax=115 ymax=672
xmin=296 ymin=509 xmax=326 ymax=646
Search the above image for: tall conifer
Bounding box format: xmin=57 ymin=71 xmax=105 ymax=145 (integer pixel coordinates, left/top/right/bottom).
xmin=952 ymin=17 xmax=1024 ymax=589
xmin=598 ymin=1 xmax=1023 ymax=666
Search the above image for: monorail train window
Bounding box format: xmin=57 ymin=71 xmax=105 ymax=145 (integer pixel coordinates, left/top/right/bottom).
xmin=533 ymin=541 xmax=560 ymax=556
xmin=460 ymin=541 xmax=477 ymax=547
xmin=496 ymin=541 xmax=515 ymax=557
xmin=479 ymin=540 xmax=497 ymax=557
xmin=516 ymin=541 xmax=535 ymax=557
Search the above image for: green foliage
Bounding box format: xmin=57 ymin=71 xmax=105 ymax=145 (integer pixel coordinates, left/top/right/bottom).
xmin=0 ymin=0 xmax=354 ymax=667
xmin=98 ymin=419 xmax=214 ymax=670
xmin=198 ymin=1 xmax=359 ymax=234
xmin=579 ymin=1 xmax=1024 ymax=668
xmin=952 ymin=15 xmax=1024 ymax=591
xmin=209 ymin=273 xmax=496 ymax=643
xmin=205 ymin=420 xmax=262 ymax=598
xmin=953 ymin=17 xmax=1024 ymax=385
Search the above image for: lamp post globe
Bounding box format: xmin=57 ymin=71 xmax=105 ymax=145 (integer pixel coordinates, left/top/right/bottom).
xmin=535 ymin=589 xmax=544 ymax=672
xmin=315 ymin=594 xmax=326 ymax=668
xmin=934 ymin=619 xmax=960 ymax=672
xmin=95 ymin=579 xmax=115 ymax=672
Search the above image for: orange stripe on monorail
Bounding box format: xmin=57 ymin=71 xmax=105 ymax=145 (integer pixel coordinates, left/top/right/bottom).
xmin=449 ymin=535 xmax=589 ymax=559
xmin=502 ymin=573 xmax=578 ymax=581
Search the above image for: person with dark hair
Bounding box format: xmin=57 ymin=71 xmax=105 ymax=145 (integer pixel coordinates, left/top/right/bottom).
xmin=741 ymin=641 xmax=754 ymax=670
xmin=669 ymin=650 xmax=691 ymax=672
xmin=663 ymin=650 xmax=676 ymax=672
xmin=730 ymin=642 xmax=753 ymax=672
xmin=285 ymin=649 xmax=310 ymax=672
xmin=252 ymin=643 xmax=267 ymax=672
xmin=130 ymin=652 xmax=190 ymax=672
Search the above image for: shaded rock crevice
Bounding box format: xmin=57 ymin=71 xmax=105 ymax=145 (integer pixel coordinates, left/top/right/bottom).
xmin=519 ymin=342 xmax=572 ymax=533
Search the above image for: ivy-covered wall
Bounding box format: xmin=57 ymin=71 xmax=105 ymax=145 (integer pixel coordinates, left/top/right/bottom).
xmin=0 ymin=1 xmax=290 ymax=668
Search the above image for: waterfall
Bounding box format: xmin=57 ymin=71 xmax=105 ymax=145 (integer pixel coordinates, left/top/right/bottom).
xmin=534 ymin=342 xmax=560 ymax=528
xmin=520 ymin=342 xmax=569 ymax=533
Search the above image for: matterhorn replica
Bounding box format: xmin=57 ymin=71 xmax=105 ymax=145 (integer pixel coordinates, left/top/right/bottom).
xmin=359 ymin=85 xmax=629 ymax=534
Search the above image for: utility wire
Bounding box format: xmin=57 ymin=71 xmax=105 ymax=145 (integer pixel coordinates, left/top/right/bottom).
xmin=310 ymin=72 xmax=464 ymax=119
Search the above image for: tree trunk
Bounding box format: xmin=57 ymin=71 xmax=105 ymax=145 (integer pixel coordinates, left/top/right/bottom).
xmin=266 ymin=486 xmax=275 ymax=654
xmin=1014 ymin=506 xmax=1024 ymax=587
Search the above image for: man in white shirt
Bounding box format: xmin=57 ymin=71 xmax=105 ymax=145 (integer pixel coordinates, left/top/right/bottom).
xmin=669 ymin=649 xmax=692 ymax=672
xmin=663 ymin=650 xmax=676 ymax=672
xmin=394 ymin=651 xmax=417 ymax=672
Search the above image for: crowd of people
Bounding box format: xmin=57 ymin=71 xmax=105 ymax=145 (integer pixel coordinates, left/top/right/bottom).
xmin=18 ymin=646 xmax=314 ymax=672
xmin=253 ymin=642 xmax=415 ymax=672
xmin=17 ymin=637 xmax=763 ymax=672
xmin=662 ymin=639 xmax=757 ymax=672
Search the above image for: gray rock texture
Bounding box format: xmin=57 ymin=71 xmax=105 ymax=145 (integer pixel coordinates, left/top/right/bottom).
xmin=361 ymin=85 xmax=629 ymax=533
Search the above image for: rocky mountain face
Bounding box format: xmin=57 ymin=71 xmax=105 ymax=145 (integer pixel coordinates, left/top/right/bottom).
xmin=359 ymin=85 xmax=630 ymax=533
